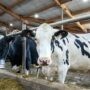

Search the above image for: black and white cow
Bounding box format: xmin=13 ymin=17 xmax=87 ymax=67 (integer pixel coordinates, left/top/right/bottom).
xmin=0 ymin=31 xmax=14 ymax=68
xmin=0 ymin=29 xmax=38 ymax=75
xmin=8 ymin=33 xmax=38 ymax=75
xmin=32 ymin=23 xmax=90 ymax=84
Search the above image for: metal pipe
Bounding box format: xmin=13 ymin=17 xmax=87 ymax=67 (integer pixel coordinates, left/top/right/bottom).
xmin=21 ymin=23 xmax=27 ymax=74
xmin=6 ymin=14 xmax=90 ymax=37
xmin=22 ymin=36 xmax=27 ymax=74
xmin=50 ymin=14 xmax=90 ymax=26
xmin=6 ymin=27 xmax=37 ymax=37
xmin=61 ymin=8 xmax=64 ymax=30
xmin=7 ymin=31 xmax=22 ymax=37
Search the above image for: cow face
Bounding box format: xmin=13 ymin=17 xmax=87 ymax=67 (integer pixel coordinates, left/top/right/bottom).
xmin=35 ymin=23 xmax=68 ymax=66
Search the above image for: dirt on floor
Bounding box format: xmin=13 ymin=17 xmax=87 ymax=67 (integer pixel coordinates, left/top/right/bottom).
xmin=66 ymin=70 xmax=90 ymax=89
xmin=4 ymin=62 xmax=90 ymax=90
xmin=0 ymin=78 xmax=24 ymax=90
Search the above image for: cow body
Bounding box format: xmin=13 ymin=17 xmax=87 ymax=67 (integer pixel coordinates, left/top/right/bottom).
xmin=66 ymin=33 xmax=90 ymax=70
xmin=8 ymin=35 xmax=38 ymax=74
xmin=0 ymin=34 xmax=14 ymax=68
xmin=34 ymin=23 xmax=90 ymax=83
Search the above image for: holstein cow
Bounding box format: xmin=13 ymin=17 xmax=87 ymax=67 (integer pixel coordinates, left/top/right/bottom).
xmin=32 ymin=23 xmax=90 ymax=84
xmin=0 ymin=30 xmax=14 ymax=68
xmin=8 ymin=30 xmax=38 ymax=75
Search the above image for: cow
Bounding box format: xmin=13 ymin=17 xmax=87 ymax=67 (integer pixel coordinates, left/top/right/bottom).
xmin=0 ymin=30 xmax=15 ymax=68
xmin=8 ymin=31 xmax=38 ymax=75
xmin=31 ymin=23 xmax=90 ymax=84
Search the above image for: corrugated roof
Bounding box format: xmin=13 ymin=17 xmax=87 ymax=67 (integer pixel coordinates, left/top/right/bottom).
xmin=0 ymin=0 xmax=89 ymax=33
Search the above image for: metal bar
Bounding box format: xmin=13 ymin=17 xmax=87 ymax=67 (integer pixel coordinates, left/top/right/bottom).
xmin=7 ymin=31 xmax=22 ymax=37
xmin=50 ymin=14 xmax=90 ymax=26
xmin=6 ymin=27 xmax=36 ymax=37
xmin=22 ymin=36 xmax=27 ymax=74
xmin=6 ymin=14 xmax=90 ymax=37
xmin=61 ymin=8 xmax=64 ymax=30
xmin=21 ymin=23 xmax=27 ymax=74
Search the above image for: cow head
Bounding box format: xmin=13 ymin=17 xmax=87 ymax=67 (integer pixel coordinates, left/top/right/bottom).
xmin=34 ymin=23 xmax=68 ymax=66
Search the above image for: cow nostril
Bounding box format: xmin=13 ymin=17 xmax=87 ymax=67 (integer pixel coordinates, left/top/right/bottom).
xmin=42 ymin=60 xmax=48 ymax=65
xmin=38 ymin=58 xmax=51 ymax=65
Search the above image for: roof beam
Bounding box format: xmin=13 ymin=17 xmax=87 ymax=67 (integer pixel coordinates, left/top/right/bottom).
xmin=72 ymin=7 xmax=90 ymax=15
xmin=0 ymin=0 xmax=25 ymax=16
xmin=0 ymin=20 xmax=14 ymax=33
xmin=27 ymin=2 xmax=56 ymax=16
xmin=46 ymin=7 xmax=90 ymax=22
xmin=27 ymin=0 xmax=72 ymax=16
xmin=0 ymin=3 xmax=30 ymax=24
xmin=0 ymin=3 xmax=47 ymax=26
xmin=22 ymin=16 xmax=46 ymax=23
xmin=54 ymin=0 xmax=87 ymax=32
xmin=58 ymin=0 xmax=72 ymax=4
xmin=0 ymin=20 xmax=9 ymax=27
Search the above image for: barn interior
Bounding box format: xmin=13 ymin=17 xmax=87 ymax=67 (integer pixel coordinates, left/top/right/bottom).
xmin=0 ymin=0 xmax=90 ymax=90
xmin=0 ymin=0 xmax=90 ymax=33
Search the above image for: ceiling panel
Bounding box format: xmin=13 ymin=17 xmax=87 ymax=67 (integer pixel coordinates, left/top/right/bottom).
xmin=65 ymin=0 xmax=90 ymax=11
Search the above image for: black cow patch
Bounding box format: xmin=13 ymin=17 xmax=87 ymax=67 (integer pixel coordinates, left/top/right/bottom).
xmin=66 ymin=50 xmax=69 ymax=60
xmin=51 ymin=39 xmax=55 ymax=53
xmin=63 ymin=50 xmax=69 ymax=65
xmin=62 ymin=39 xmax=66 ymax=45
xmin=88 ymin=41 xmax=90 ymax=44
xmin=66 ymin=50 xmax=69 ymax=65
xmin=65 ymin=60 xmax=69 ymax=65
xmin=66 ymin=38 xmax=69 ymax=43
xmin=63 ymin=59 xmax=69 ymax=65
xmin=73 ymin=34 xmax=80 ymax=38
xmin=55 ymin=40 xmax=63 ymax=51
xmin=74 ymin=42 xmax=79 ymax=48
xmin=74 ymin=39 xmax=90 ymax=58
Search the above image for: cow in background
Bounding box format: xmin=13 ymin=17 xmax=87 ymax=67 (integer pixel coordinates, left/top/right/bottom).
xmin=0 ymin=30 xmax=14 ymax=68
xmin=8 ymin=30 xmax=38 ymax=75
xmin=31 ymin=23 xmax=90 ymax=84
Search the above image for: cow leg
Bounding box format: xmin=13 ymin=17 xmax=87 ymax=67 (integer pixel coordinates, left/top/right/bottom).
xmin=25 ymin=58 xmax=30 ymax=75
xmin=25 ymin=42 xmax=32 ymax=75
xmin=58 ymin=62 xmax=70 ymax=84
xmin=42 ymin=66 xmax=56 ymax=81
xmin=12 ymin=65 xmax=20 ymax=71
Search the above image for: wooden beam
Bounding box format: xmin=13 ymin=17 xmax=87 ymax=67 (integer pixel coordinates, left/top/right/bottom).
xmin=54 ymin=0 xmax=87 ymax=32
xmin=72 ymin=7 xmax=90 ymax=15
xmin=0 ymin=20 xmax=14 ymax=33
xmin=58 ymin=0 xmax=72 ymax=4
xmin=0 ymin=3 xmax=50 ymax=25
xmin=47 ymin=7 xmax=90 ymax=21
xmin=27 ymin=0 xmax=72 ymax=16
xmin=0 ymin=3 xmax=32 ymax=25
xmin=0 ymin=21 xmax=9 ymax=27
xmin=0 ymin=0 xmax=25 ymax=16
xmin=22 ymin=16 xmax=46 ymax=23
xmin=27 ymin=2 xmax=56 ymax=16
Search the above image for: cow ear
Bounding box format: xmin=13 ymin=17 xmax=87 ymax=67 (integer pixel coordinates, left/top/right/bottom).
xmin=54 ymin=30 xmax=68 ymax=39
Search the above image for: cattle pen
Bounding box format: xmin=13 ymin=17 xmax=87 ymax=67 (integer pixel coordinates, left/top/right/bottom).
xmin=0 ymin=0 xmax=90 ymax=90
xmin=0 ymin=12 xmax=89 ymax=90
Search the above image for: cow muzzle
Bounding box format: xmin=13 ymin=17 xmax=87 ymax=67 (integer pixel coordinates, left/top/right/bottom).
xmin=38 ymin=57 xmax=51 ymax=66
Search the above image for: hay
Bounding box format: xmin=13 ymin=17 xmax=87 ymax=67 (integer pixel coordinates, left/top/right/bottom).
xmin=0 ymin=78 xmax=24 ymax=90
